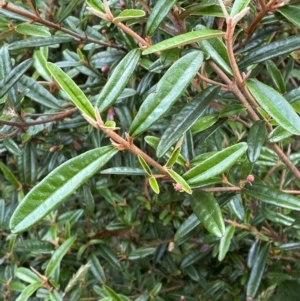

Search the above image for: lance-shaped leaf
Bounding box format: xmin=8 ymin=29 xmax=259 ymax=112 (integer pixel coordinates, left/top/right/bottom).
xmin=47 ymin=62 xmax=95 ymax=119
xmin=243 ymin=182 xmax=300 ymax=210
xmin=218 ymin=225 xmax=235 ymax=261
xmin=278 ymin=5 xmax=300 ymax=30
xmin=142 ymin=30 xmax=224 ymax=55
xmin=57 ymin=0 xmax=81 ymax=23
xmin=89 ymin=254 xmax=106 ymax=285
xmin=267 ymin=126 xmax=292 ymax=143
xmin=146 ymin=0 xmax=177 ymax=36
xmin=9 ymin=146 xmax=118 ymax=233
xmin=156 ymin=86 xmax=220 ymax=157
xmin=238 ymin=35 xmax=300 ymax=69
xmin=138 ymin=155 xmax=152 ymax=176
xmin=15 ymin=23 xmax=51 ymax=37
xmin=174 ymin=213 xmax=200 ymax=243
xmin=15 ymin=268 xmax=41 ymax=284
xmin=247 ymin=79 xmax=300 ymax=135
xmin=167 ymin=169 xmax=192 ymax=194
xmin=183 ymin=143 xmax=248 ymax=185
xmin=190 ymin=191 xmax=225 ymax=238
xmin=230 ymin=0 xmax=250 ymax=17
xmin=15 ymin=281 xmax=43 ymax=301
xmin=96 ymin=49 xmax=141 ymax=112
xmin=266 ymin=60 xmax=285 ymax=94
xmin=0 ymin=58 xmax=33 ymax=99
xmin=45 ymin=236 xmax=77 ymax=278
xmin=0 ymin=162 xmax=20 ymax=189
xmin=247 ymin=120 xmax=266 ymax=163
xmin=149 ymin=177 xmax=160 ymax=194
xmin=114 ymin=9 xmax=145 ymax=23
xmin=8 ymin=36 xmax=73 ymax=50
xmin=246 ymin=243 xmax=270 ymax=298
xmin=129 ymin=51 xmax=203 ymax=137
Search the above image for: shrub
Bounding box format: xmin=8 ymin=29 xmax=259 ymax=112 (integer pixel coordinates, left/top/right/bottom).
xmin=1 ymin=0 xmax=300 ymax=300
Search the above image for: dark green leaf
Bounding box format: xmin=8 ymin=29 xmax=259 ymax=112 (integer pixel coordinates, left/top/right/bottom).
xmin=266 ymin=60 xmax=286 ymax=93
xmin=247 ymin=120 xmax=266 ymax=163
xmin=278 ymin=5 xmax=300 ymax=29
xmin=174 ymin=214 xmax=200 ymax=243
xmin=218 ymin=225 xmax=235 ymax=261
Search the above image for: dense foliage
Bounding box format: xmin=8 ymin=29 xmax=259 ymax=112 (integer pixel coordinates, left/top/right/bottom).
xmin=1 ymin=0 xmax=300 ymax=300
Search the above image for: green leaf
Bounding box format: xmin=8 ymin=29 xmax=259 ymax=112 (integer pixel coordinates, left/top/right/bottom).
xmin=247 ymin=79 xmax=300 ymax=135
xmin=0 ymin=58 xmax=33 ymax=99
xmin=278 ymin=5 xmax=300 ymax=30
xmin=267 ymin=126 xmax=292 ymax=143
xmin=247 ymin=239 xmax=260 ymax=268
xmin=9 ymin=146 xmax=118 ymax=233
xmin=275 ymin=242 xmax=300 ymax=250
xmin=174 ymin=213 xmax=200 ymax=243
xmin=149 ymin=177 xmax=160 ymax=194
xmin=47 ymin=62 xmax=95 ymax=119
xmin=0 ymin=162 xmax=20 ymax=189
xmin=183 ymin=142 xmax=248 ymax=185
xmin=98 ymin=245 xmax=122 ymax=271
xmin=127 ymin=247 xmax=156 ymax=260
xmin=142 ymin=30 xmax=224 ymax=55
xmin=89 ymin=253 xmax=106 ymax=284
xmin=243 ymin=182 xmax=300 ymax=210
xmin=96 ymin=49 xmax=141 ymax=112
xmin=230 ymin=0 xmax=250 ymax=17
xmin=246 ymin=243 xmax=270 ymax=298
xmin=190 ymin=191 xmax=225 ymax=238
xmin=129 ymin=51 xmax=203 ymax=137
xmin=49 ymin=291 xmax=63 ymax=301
xmin=3 ymin=137 xmax=23 ymax=157
xmin=15 ymin=268 xmax=41 ymax=284
xmin=100 ymin=167 xmax=146 ymax=175
xmin=103 ymin=285 xmax=122 ymax=301
xmin=45 ymin=236 xmax=76 ymax=278
xmin=238 ymin=35 xmax=300 ymax=69
xmin=246 ymin=120 xmax=266 ymax=163
xmin=114 ymin=9 xmax=145 ymax=23
xmin=156 ymin=86 xmax=220 ymax=157
xmin=138 ymin=156 xmax=152 ymax=176
xmin=262 ymin=207 xmax=295 ymax=226
xmin=15 ymin=281 xmax=43 ymax=301
xmin=8 ymin=36 xmax=73 ymax=50
xmin=266 ymin=60 xmax=285 ymax=93
xmin=15 ymin=23 xmax=51 ymax=37
xmin=145 ymin=0 xmax=177 ymax=36
xmin=165 ymin=147 xmax=182 ymax=168
xmin=57 ymin=0 xmax=81 ymax=23
xmin=167 ymin=169 xmax=192 ymax=194
xmin=86 ymin=0 xmax=105 ymax=12
xmin=191 ymin=114 xmax=218 ymax=134
xmin=218 ymin=225 xmax=235 ymax=261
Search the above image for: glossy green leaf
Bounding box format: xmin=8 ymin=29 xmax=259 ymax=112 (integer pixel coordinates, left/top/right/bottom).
xmin=15 ymin=268 xmax=41 ymax=284
xmin=129 ymin=51 xmax=203 ymax=137
xmin=57 ymin=0 xmax=81 ymax=23
xmin=247 ymin=239 xmax=260 ymax=268
xmin=266 ymin=60 xmax=285 ymax=93
xmin=3 ymin=137 xmax=23 ymax=157
xmin=156 ymin=86 xmax=220 ymax=157
xmin=19 ymin=75 xmax=62 ymax=109
xmin=128 ymin=247 xmax=156 ymax=260
xmin=8 ymin=36 xmax=73 ymax=50
xmin=45 ymin=236 xmax=76 ymax=277
xmin=15 ymin=281 xmax=43 ymax=301
xmin=47 ymin=62 xmax=95 ymax=119
xmin=22 ymin=142 xmax=37 ymax=187
xmin=167 ymin=169 xmax=192 ymax=194
xmin=138 ymin=156 xmax=152 ymax=176
xmin=15 ymin=23 xmax=51 ymax=37
xmin=190 ymin=191 xmax=225 ymax=238
xmin=267 ymin=126 xmax=292 ymax=143
xmin=33 ymin=48 xmax=51 ymax=81
xmin=103 ymin=285 xmax=122 ymax=301
xmin=247 ymin=79 xmax=300 ymax=135
xmin=285 ymin=86 xmax=300 ymax=103
xmin=183 ymin=142 xmax=248 ymax=185
xmin=275 ymin=242 xmax=300 ymax=250
xmin=227 ymin=194 xmax=244 ymax=221
xmin=98 ymin=245 xmax=122 ymax=271
xmin=114 ymin=9 xmax=145 ymax=23
xmin=218 ymin=225 xmax=235 ymax=261
xmin=145 ymin=0 xmax=177 ymax=36
xmin=191 ymin=114 xmax=218 ymax=135
xmin=278 ymin=5 xmax=300 ymax=30
xmin=246 ymin=243 xmax=270 ymax=298
xmin=230 ymin=0 xmax=250 ymax=17
xmin=101 ymin=167 xmax=146 ymax=175
xmin=219 ymin=104 xmax=247 ymax=117
xmin=49 ymin=291 xmax=63 ymax=301
xmin=238 ymin=35 xmax=300 ymax=69
xmin=0 ymin=58 xmax=33 ymax=99
xmin=149 ymin=177 xmax=160 ymax=194
xmin=263 ymin=207 xmax=295 ymax=226
xmin=96 ymin=49 xmax=141 ymax=112
xmin=243 ymin=182 xmax=300 ymax=210
xmin=246 ymin=120 xmax=266 ymax=163
xmin=174 ymin=213 xmax=200 ymax=243
xmin=0 ymin=162 xmax=20 ymax=189
xmin=165 ymin=147 xmax=182 ymax=168
xmin=89 ymin=253 xmax=106 ymax=284
xmin=86 ymin=0 xmax=105 ymax=12
xmin=142 ymin=30 xmax=224 ymax=55
xmin=9 ymin=146 xmax=118 ymax=233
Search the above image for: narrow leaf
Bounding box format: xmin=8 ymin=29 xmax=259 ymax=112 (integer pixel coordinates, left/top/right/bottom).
xmin=47 ymin=62 xmax=95 ymax=119
xmin=267 ymin=126 xmax=292 ymax=143
xmin=57 ymin=0 xmax=81 ymax=23
xmin=183 ymin=143 xmax=248 ymax=185
xmin=190 ymin=191 xmax=225 ymax=238
xmin=9 ymin=146 xmax=118 ymax=233
xmin=96 ymin=49 xmax=141 ymax=112
xmin=246 ymin=243 xmax=270 ymax=298
xmin=45 ymin=236 xmax=77 ymax=278
xmin=278 ymin=5 xmax=300 ymax=30
xmin=266 ymin=60 xmax=285 ymax=93
xmin=156 ymin=86 xmax=220 ymax=157
xmin=138 ymin=156 xmax=152 ymax=176
xmin=15 ymin=23 xmax=51 ymax=37
xmin=129 ymin=51 xmax=203 ymax=137
xmin=167 ymin=169 xmax=192 ymax=194
xmin=246 ymin=120 xmax=266 ymax=163
xmin=0 ymin=162 xmax=20 ymax=188
xmin=174 ymin=213 xmax=200 ymax=243
xmin=128 ymin=248 xmax=156 ymax=260
xmin=15 ymin=281 xmax=43 ymax=301
xmin=15 ymin=268 xmax=41 ymax=284
xmin=243 ymin=182 xmax=300 ymax=210
xmin=218 ymin=225 xmax=235 ymax=261
xmin=142 ymin=30 xmax=224 ymax=55
xmin=114 ymin=9 xmax=145 ymax=23
xmin=145 ymin=0 xmax=177 ymax=36
xmin=89 ymin=253 xmax=106 ymax=284
xmin=100 ymin=167 xmax=146 ymax=175
xmin=247 ymin=79 xmax=300 ymax=135
xmin=149 ymin=177 xmax=160 ymax=194
xmin=230 ymin=0 xmax=250 ymax=17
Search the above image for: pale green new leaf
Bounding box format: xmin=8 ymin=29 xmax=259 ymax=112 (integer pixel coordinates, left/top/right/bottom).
xmin=114 ymin=9 xmax=145 ymax=23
